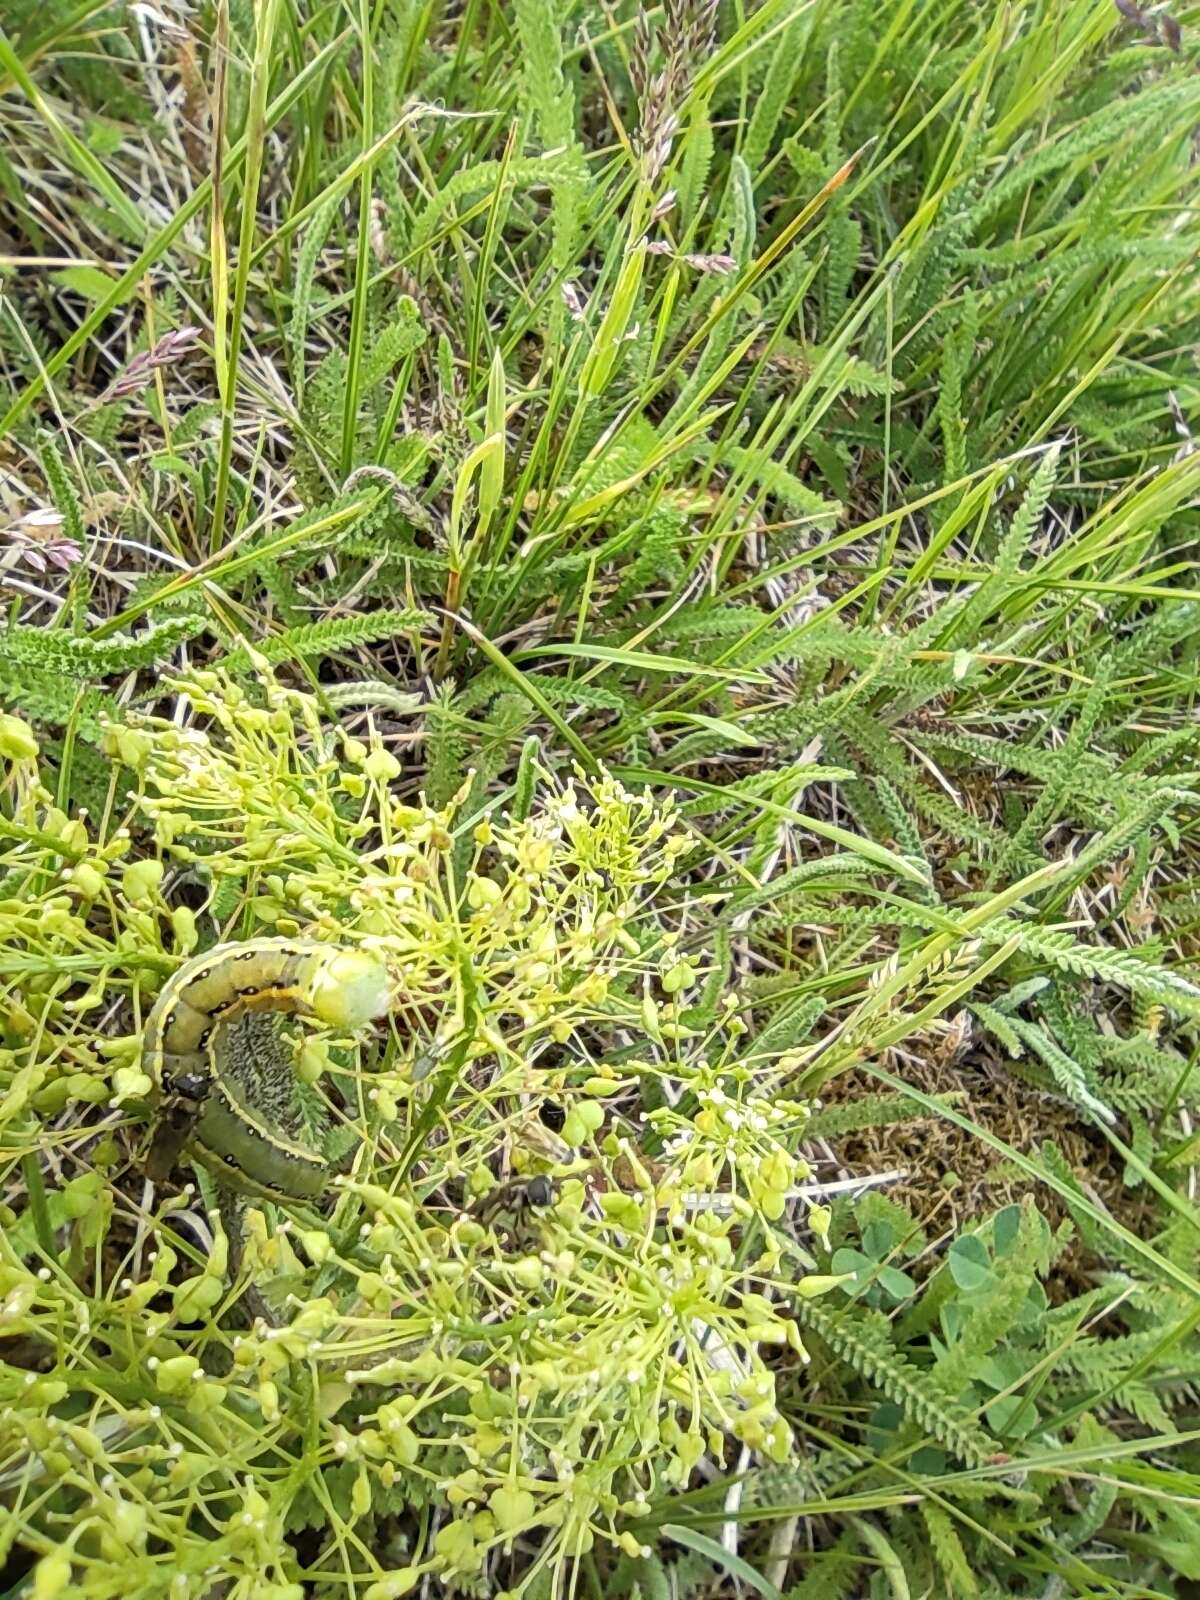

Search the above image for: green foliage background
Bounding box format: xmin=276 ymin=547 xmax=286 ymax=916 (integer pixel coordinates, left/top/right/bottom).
xmin=2 ymin=0 xmax=1200 ymax=1594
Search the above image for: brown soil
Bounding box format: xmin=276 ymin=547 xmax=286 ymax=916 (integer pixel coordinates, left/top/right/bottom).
xmin=813 ymin=1053 xmax=1157 ymax=1270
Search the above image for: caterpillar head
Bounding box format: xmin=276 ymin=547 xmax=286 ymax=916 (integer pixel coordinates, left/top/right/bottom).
xmin=307 ymin=949 xmax=394 ymax=1029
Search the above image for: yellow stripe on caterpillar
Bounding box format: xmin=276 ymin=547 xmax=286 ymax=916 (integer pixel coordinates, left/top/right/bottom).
xmin=145 ymin=939 xmax=392 ymax=1082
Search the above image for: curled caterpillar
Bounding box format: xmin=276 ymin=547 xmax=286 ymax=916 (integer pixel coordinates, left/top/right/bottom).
xmin=143 ymin=938 xmax=392 ymax=1201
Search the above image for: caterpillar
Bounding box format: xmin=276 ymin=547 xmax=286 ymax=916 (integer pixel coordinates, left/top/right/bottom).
xmin=143 ymin=938 xmax=393 ymax=1202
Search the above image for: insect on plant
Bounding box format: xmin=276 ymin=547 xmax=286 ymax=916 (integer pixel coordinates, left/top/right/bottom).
xmin=467 ymin=1173 xmax=560 ymax=1247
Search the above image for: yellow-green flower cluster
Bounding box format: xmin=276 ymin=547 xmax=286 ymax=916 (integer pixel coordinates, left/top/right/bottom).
xmin=0 ymin=667 xmax=834 ymax=1598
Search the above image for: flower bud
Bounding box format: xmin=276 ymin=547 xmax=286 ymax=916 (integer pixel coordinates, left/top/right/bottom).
xmin=0 ymin=713 xmax=38 ymax=763
xmin=153 ymin=1355 xmax=201 ymax=1393
xmin=796 ymin=1273 xmax=855 ymax=1299
xmin=490 ymin=1484 xmax=535 ymax=1533
xmin=364 ymin=748 xmax=401 ymax=784
xmin=32 ymin=1551 xmax=72 ymax=1599
xmin=70 ymin=863 xmax=106 ymax=900
xmin=171 ymin=906 xmax=198 ymax=953
xmin=122 ymin=859 xmax=164 ymax=906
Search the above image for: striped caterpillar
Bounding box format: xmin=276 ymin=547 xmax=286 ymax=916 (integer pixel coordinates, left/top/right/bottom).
xmin=142 ymin=938 xmax=392 ymax=1202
